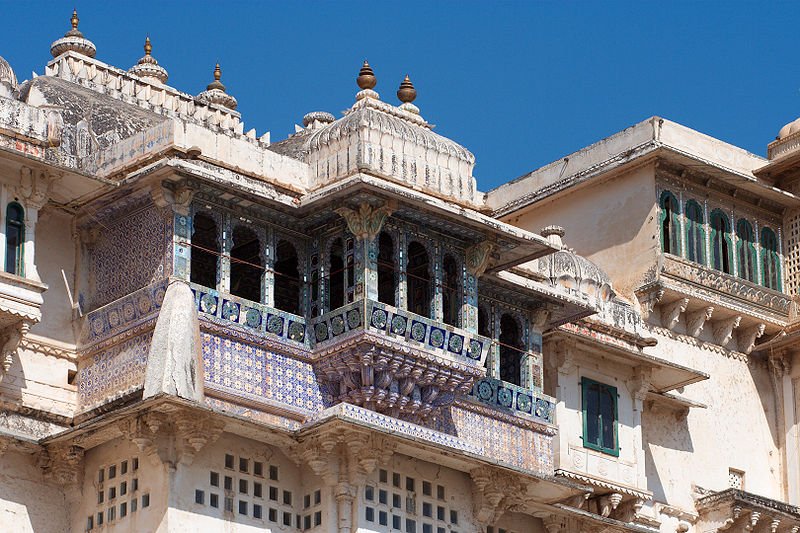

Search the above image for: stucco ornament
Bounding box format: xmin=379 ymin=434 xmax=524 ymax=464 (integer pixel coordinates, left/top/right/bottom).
xmin=18 ymin=167 xmax=61 ymax=209
xmin=0 ymin=322 xmax=30 ymax=383
xmin=466 ymin=241 xmax=494 ymax=277
xmin=335 ymin=202 xmax=393 ymax=240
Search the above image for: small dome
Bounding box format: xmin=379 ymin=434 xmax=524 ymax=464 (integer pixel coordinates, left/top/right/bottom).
xmin=303 ymin=111 xmax=335 ymax=128
xmin=778 ymin=117 xmax=800 ymax=140
xmin=128 ymin=37 xmax=168 ymax=85
xmin=50 ymin=9 xmax=96 ymax=58
xmin=537 ymin=226 xmax=615 ymax=303
xmin=0 ymin=56 xmax=17 ymax=89
xmin=196 ymin=64 xmax=237 ymax=110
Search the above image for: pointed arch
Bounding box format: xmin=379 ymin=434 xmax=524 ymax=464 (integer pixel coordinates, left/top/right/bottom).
xmin=377 ymin=231 xmax=397 ymax=306
xmin=5 ymin=202 xmax=24 ymax=276
xmin=442 ymin=253 xmax=461 ymax=327
xmin=736 ymin=219 xmax=757 ymax=283
xmin=407 ymin=241 xmax=431 ymax=318
xmin=659 ymin=191 xmax=680 ymax=255
xmin=274 ymin=240 xmax=301 ymax=315
xmin=709 ymin=209 xmax=732 ymax=274
xmin=190 ymin=212 xmax=219 ymax=289
xmin=685 ymin=199 xmax=705 ymax=264
xmin=499 ymin=313 xmax=524 ymax=386
xmin=230 ymin=225 xmax=262 ymax=302
xmin=761 ymin=227 xmax=781 ymax=291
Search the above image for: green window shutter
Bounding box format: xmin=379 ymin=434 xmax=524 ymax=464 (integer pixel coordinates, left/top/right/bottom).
xmin=581 ymin=378 xmax=619 ymax=456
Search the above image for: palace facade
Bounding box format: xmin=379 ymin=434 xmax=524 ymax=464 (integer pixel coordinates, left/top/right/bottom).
xmin=1 ymin=11 xmax=799 ymax=533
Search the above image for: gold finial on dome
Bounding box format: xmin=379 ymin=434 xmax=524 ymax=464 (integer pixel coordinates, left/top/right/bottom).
xmin=50 ymin=8 xmax=96 ymax=58
xmin=397 ymin=74 xmax=416 ymax=104
xmin=128 ymin=36 xmax=168 ymax=84
xmin=357 ymin=60 xmax=377 ymax=90
xmin=197 ymin=63 xmax=237 ymax=110
xmin=206 ymin=63 xmax=225 ymax=91
xmin=214 ymin=63 xmax=221 ymax=81
xmin=144 ymin=36 xmax=152 ymax=56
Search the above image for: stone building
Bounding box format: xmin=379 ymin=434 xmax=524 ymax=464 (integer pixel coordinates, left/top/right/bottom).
xmin=0 ymin=10 xmax=799 ymax=533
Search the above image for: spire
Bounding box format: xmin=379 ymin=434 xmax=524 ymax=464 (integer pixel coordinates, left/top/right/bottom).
xmin=397 ymin=74 xmax=419 ymax=115
xmin=197 ymin=63 xmax=237 ymax=110
xmin=50 ymin=9 xmax=96 ymax=58
xmin=356 ymin=60 xmax=379 ymax=101
xmin=128 ymin=36 xmax=169 ymax=84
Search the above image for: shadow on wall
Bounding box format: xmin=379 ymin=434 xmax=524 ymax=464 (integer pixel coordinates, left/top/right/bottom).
xmin=0 ymin=450 xmax=70 ymax=533
xmin=642 ymin=404 xmax=694 ymax=503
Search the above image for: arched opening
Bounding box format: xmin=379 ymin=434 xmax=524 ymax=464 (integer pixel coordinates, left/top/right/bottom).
xmin=442 ymin=254 xmax=461 ymax=327
xmin=685 ymin=200 xmax=705 ymax=263
xmin=710 ymin=210 xmax=732 ymax=274
xmin=761 ymin=227 xmax=781 ymax=290
xmin=478 ymin=306 xmax=491 ymax=338
xmin=499 ymin=313 xmax=524 ymax=386
xmin=5 ymin=202 xmax=24 ymax=276
xmin=736 ymin=219 xmax=757 ymax=283
xmin=377 ymin=232 xmax=396 ymax=306
xmin=407 ymin=241 xmax=431 ymax=318
xmin=274 ymin=240 xmax=301 ymax=315
xmin=190 ymin=212 xmax=218 ymax=289
xmin=329 ymin=238 xmax=345 ymax=311
xmin=659 ymin=191 xmax=680 ymax=255
xmin=230 ymin=226 xmax=262 ymax=302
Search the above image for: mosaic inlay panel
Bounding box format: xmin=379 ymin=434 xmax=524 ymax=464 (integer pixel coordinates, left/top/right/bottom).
xmin=78 ymin=331 xmax=153 ymax=411
xmin=84 ymin=280 xmax=167 ymax=344
xmin=468 ymin=377 xmax=555 ymax=424
xmin=201 ymin=332 xmax=326 ymax=412
xmin=89 ymin=201 xmax=172 ymax=310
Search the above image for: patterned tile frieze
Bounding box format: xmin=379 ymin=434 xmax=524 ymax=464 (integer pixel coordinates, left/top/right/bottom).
xmin=77 ymin=331 xmax=153 ymax=411
xmin=82 ymin=280 xmax=168 ymax=345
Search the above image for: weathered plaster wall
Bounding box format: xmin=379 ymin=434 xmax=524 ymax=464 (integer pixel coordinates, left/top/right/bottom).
xmin=0 ymin=346 xmax=74 ymax=418
xmin=503 ymin=164 xmax=658 ymax=301
xmin=643 ymin=333 xmax=782 ymax=511
xmin=0 ymin=449 xmax=69 ymax=533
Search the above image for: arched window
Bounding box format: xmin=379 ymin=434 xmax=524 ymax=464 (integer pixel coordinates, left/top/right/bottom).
xmin=499 ymin=314 xmax=524 ymax=386
xmin=190 ymin=212 xmax=218 ymax=289
xmin=736 ymin=219 xmax=757 ymax=283
xmin=442 ymin=254 xmax=461 ymax=327
xmin=685 ymin=200 xmax=705 ymax=264
xmin=377 ymin=232 xmax=397 ymax=306
xmin=329 ymin=238 xmax=345 ymax=310
xmin=230 ymin=226 xmax=262 ymax=302
xmin=659 ymin=191 xmax=680 ymax=255
xmin=761 ymin=227 xmax=781 ymax=291
xmin=710 ymin=209 xmax=732 ymax=274
xmin=407 ymin=241 xmax=431 ymax=318
xmin=478 ymin=306 xmax=491 ymax=338
xmin=5 ymin=202 xmax=24 ymax=276
xmin=274 ymin=240 xmax=300 ymax=315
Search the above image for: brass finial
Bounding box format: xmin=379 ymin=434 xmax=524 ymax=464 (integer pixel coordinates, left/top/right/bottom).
xmin=397 ymin=74 xmax=416 ymax=104
xmin=357 ymin=60 xmax=377 ymax=90
xmin=206 ymin=63 xmax=225 ymax=91
xmin=144 ymin=36 xmax=152 ymax=56
xmin=71 ymin=9 xmax=79 ymax=30
xmin=214 ymin=63 xmax=221 ymax=82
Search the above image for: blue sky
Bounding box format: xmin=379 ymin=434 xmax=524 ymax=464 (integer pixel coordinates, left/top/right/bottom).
xmin=3 ymin=2 xmax=799 ymax=190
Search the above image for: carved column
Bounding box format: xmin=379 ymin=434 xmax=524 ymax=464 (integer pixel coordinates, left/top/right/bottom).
xmin=527 ymin=308 xmax=550 ymax=390
xmin=465 ymin=241 xmax=493 ymax=335
xmin=17 ymin=167 xmax=60 ymax=282
xmin=335 ymin=202 xmax=393 ymax=302
xmin=627 ymin=368 xmax=652 ymax=490
xmin=151 ymin=182 xmax=194 ymax=281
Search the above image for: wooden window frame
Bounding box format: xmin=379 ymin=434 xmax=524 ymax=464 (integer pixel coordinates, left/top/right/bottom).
xmin=581 ymin=377 xmax=619 ymax=457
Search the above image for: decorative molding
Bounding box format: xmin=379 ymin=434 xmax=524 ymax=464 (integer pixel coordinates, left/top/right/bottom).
xmin=470 ymin=466 xmax=528 ymax=526
xmin=712 ymin=316 xmax=741 ymax=346
xmin=686 ymin=306 xmax=714 ymax=338
xmin=19 ymin=335 xmax=77 ymax=361
xmin=661 ymin=298 xmax=689 ymax=330
xmin=465 ymin=241 xmax=495 ymax=277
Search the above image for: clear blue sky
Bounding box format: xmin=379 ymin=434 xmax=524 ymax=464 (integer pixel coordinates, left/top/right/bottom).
xmin=3 ymin=1 xmax=799 ymax=190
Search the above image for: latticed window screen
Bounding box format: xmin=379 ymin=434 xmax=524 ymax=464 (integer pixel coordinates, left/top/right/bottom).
xmin=728 ymin=469 xmax=744 ymax=489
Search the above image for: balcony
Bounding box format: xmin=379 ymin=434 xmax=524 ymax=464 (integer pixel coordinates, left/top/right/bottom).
xmin=308 ymin=299 xmax=490 ymax=423
xmin=0 ymin=270 xmax=46 ymax=381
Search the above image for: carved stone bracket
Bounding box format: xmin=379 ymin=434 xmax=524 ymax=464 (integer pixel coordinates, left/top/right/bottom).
xmin=713 ymin=316 xmax=741 ymax=346
xmin=175 ymin=414 xmax=225 ymax=465
xmin=18 ymin=167 xmax=61 ymax=210
xmin=465 ymin=241 xmax=495 ymax=277
xmin=39 ymin=444 xmax=85 ymax=485
xmin=627 ymin=368 xmax=653 ymax=403
xmin=637 ymin=287 xmax=665 ymax=321
xmin=0 ymin=321 xmax=31 ymax=384
xmin=737 ymin=323 xmax=765 ymax=355
xmin=661 ymin=298 xmax=689 ymax=330
xmin=532 ymin=307 xmax=552 ymax=331
xmin=335 ymin=202 xmax=393 ymax=240
xmin=151 ymin=182 xmax=195 ymax=216
xmin=686 ymin=306 xmax=714 ymax=338
xmin=470 ymin=466 xmax=528 ymax=526
xmin=768 ymin=352 xmax=792 ymax=381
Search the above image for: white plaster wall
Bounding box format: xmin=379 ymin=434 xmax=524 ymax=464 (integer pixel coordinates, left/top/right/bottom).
xmin=644 ymin=332 xmax=782 ymax=511
xmin=554 ymin=348 xmax=641 ymax=489
xmin=0 ymin=449 xmax=69 ymax=533
xmin=504 ymin=165 xmax=658 ymax=301
xmin=0 ymin=348 xmax=74 ymax=419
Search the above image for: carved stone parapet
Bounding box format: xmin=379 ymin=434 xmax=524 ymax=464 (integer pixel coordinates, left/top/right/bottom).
xmin=39 ymin=444 xmax=84 ymax=485
xmin=737 ymin=323 xmax=765 ymax=355
xmin=466 ymin=241 xmax=494 ymax=277
xmin=713 ymin=316 xmax=741 ymax=346
xmin=686 ymin=306 xmax=714 ymax=338
xmin=335 ymin=202 xmax=393 ymax=240
xmin=661 ymin=298 xmax=689 ymax=330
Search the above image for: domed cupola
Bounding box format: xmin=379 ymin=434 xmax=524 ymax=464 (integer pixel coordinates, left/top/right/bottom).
xmin=196 ymin=64 xmax=237 ymax=110
xmin=536 ymin=226 xmax=615 ymax=303
xmin=0 ymin=56 xmax=17 ymax=97
xmin=50 ymin=9 xmax=97 ymax=59
xmin=128 ymin=37 xmax=169 ymax=85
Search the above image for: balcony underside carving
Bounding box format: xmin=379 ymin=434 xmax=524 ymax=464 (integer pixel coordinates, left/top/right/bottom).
xmin=696 ymin=489 xmax=800 ymax=533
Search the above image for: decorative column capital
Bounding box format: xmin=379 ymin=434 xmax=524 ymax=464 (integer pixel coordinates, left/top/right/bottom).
xmin=335 ymin=202 xmax=393 ymax=240
xmin=150 ymin=182 xmax=195 ymax=216
xmin=465 ymin=241 xmax=494 ymax=277
xmin=17 ymin=167 xmax=61 ymax=210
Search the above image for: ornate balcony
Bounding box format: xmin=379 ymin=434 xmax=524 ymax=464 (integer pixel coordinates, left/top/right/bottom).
xmin=0 ymin=271 xmax=47 ymax=382
xmin=308 ymin=299 xmax=490 ymax=423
